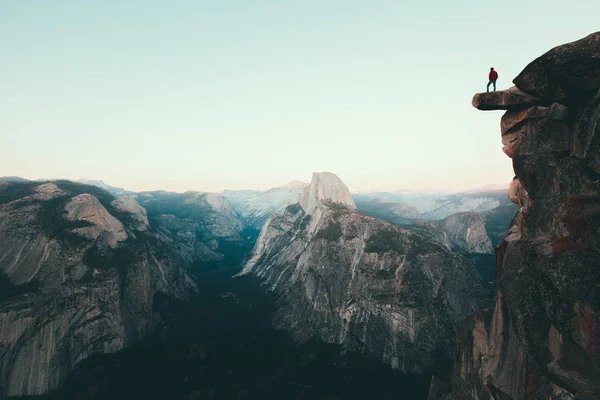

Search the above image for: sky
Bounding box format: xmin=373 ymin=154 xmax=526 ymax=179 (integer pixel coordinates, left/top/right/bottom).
xmin=1 ymin=1 xmax=598 ymax=193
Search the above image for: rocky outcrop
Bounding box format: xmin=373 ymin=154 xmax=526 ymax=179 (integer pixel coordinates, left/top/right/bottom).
xmin=513 ymin=32 xmax=600 ymax=102
xmin=111 ymin=196 xmax=150 ymax=231
xmin=472 ymin=86 xmax=542 ymax=111
xmin=65 ymin=194 xmax=128 ymax=247
xmin=448 ymin=31 xmax=600 ymax=400
xmin=241 ymin=172 xmax=486 ymax=375
xmin=0 ymin=181 xmax=195 ymax=398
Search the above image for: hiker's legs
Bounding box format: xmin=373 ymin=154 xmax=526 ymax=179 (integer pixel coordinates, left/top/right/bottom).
xmin=487 ymin=80 xmax=492 ymax=92
xmin=493 ymin=80 xmax=496 ymax=91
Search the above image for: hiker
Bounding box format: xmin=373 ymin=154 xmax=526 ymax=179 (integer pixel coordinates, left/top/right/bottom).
xmin=487 ymin=67 xmax=498 ymax=92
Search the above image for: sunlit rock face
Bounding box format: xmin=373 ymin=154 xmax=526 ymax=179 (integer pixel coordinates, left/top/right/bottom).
xmin=111 ymin=196 xmax=149 ymax=232
xmin=447 ymin=31 xmax=600 ymax=400
xmin=241 ymin=172 xmax=486 ymax=374
xmin=298 ymin=172 xmax=357 ymax=215
xmin=0 ymin=181 xmax=195 ymax=399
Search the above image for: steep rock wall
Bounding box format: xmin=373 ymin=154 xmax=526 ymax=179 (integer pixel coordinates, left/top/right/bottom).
xmin=0 ymin=181 xmax=195 ymax=398
xmin=448 ymin=31 xmax=600 ymax=400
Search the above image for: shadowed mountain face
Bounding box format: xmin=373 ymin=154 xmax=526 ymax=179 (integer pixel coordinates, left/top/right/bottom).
xmin=134 ymin=191 xmax=256 ymax=270
xmin=24 ymin=269 xmax=435 ymax=400
xmin=447 ymin=31 xmax=600 ymax=400
xmin=0 ymin=180 xmax=195 ymax=398
xmin=241 ymin=173 xmax=487 ymax=380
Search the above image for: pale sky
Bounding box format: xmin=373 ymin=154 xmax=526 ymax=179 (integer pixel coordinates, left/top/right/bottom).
xmin=1 ymin=1 xmax=598 ymax=193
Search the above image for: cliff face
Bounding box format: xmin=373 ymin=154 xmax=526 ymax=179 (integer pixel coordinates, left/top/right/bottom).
xmin=241 ymin=172 xmax=486 ymax=374
xmin=0 ymin=181 xmax=195 ymax=398
xmin=449 ymin=32 xmax=600 ymax=399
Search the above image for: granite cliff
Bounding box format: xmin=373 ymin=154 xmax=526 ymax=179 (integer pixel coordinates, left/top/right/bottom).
xmin=447 ymin=31 xmax=600 ymax=399
xmin=0 ymin=180 xmax=195 ymax=398
xmin=240 ymin=172 xmax=486 ymax=376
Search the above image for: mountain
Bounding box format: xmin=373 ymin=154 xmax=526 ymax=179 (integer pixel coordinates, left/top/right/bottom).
xmin=356 ymin=191 xmax=449 ymax=215
xmin=355 ymin=190 xmax=517 ymax=252
xmin=0 ymin=180 xmax=195 ymax=398
xmin=411 ymin=212 xmax=493 ymax=255
xmin=355 ymin=190 xmax=517 ymax=223
xmin=353 ymin=194 xmax=421 ymax=225
xmin=446 ymin=31 xmax=600 ymax=400
xmin=77 ymin=179 xmax=134 ymax=197
xmin=222 ymin=180 xmax=306 ymax=229
xmin=135 ymin=190 xmax=251 ymax=268
xmin=240 ymin=172 xmax=486 ymax=377
xmin=421 ymin=193 xmax=504 ymax=221
xmin=0 ymin=176 xmax=30 ymax=183
xmin=462 ymin=183 xmax=510 ymax=193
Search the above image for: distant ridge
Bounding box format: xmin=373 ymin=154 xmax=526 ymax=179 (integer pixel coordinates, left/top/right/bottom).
xmin=0 ymin=176 xmax=30 ymax=183
xmin=283 ymin=180 xmax=305 ymax=188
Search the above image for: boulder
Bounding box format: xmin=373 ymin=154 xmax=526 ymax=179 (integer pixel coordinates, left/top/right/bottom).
xmin=500 ymin=104 xmax=570 ymax=159
xmin=514 ymin=31 xmax=600 ymax=102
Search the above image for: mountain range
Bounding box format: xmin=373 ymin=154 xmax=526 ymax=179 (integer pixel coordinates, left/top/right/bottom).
xmin=0 ymin=172 xmax=509 ymax=398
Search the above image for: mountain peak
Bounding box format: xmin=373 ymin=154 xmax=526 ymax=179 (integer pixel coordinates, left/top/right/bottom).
xmin=299 ymin=172 xmax=356 ymax=215
xmin=283 ymin=180 xmax=305 ymax=188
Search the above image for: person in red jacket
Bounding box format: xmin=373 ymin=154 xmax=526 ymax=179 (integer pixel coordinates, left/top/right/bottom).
xmin=487 ymin=67 xmax=498 ymax=92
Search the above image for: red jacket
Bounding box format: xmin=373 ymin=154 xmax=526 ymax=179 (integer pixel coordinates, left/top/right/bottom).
xmin=489 ymin=70 xmax=498 ymax=81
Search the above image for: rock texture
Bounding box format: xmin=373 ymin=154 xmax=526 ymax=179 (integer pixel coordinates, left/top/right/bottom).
xmin=65 ymin=194 xmax=128 ymax=247
xmin=513 ymin=32 xmax=600 ymax=102
xmin=0 ymin=180 xmax=195 ymax=398
xmin=450 ymin=31 xmax=600 ymax=400
xmin=111 ymin=196 xmax=149 ymax=231
xmin=298 ymin=172 xmax=356 ymax=215
xmin=241 ymin=172 xmax=486 ymax=374
xmin=472 ymin=86 xmax=542 ymax=111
